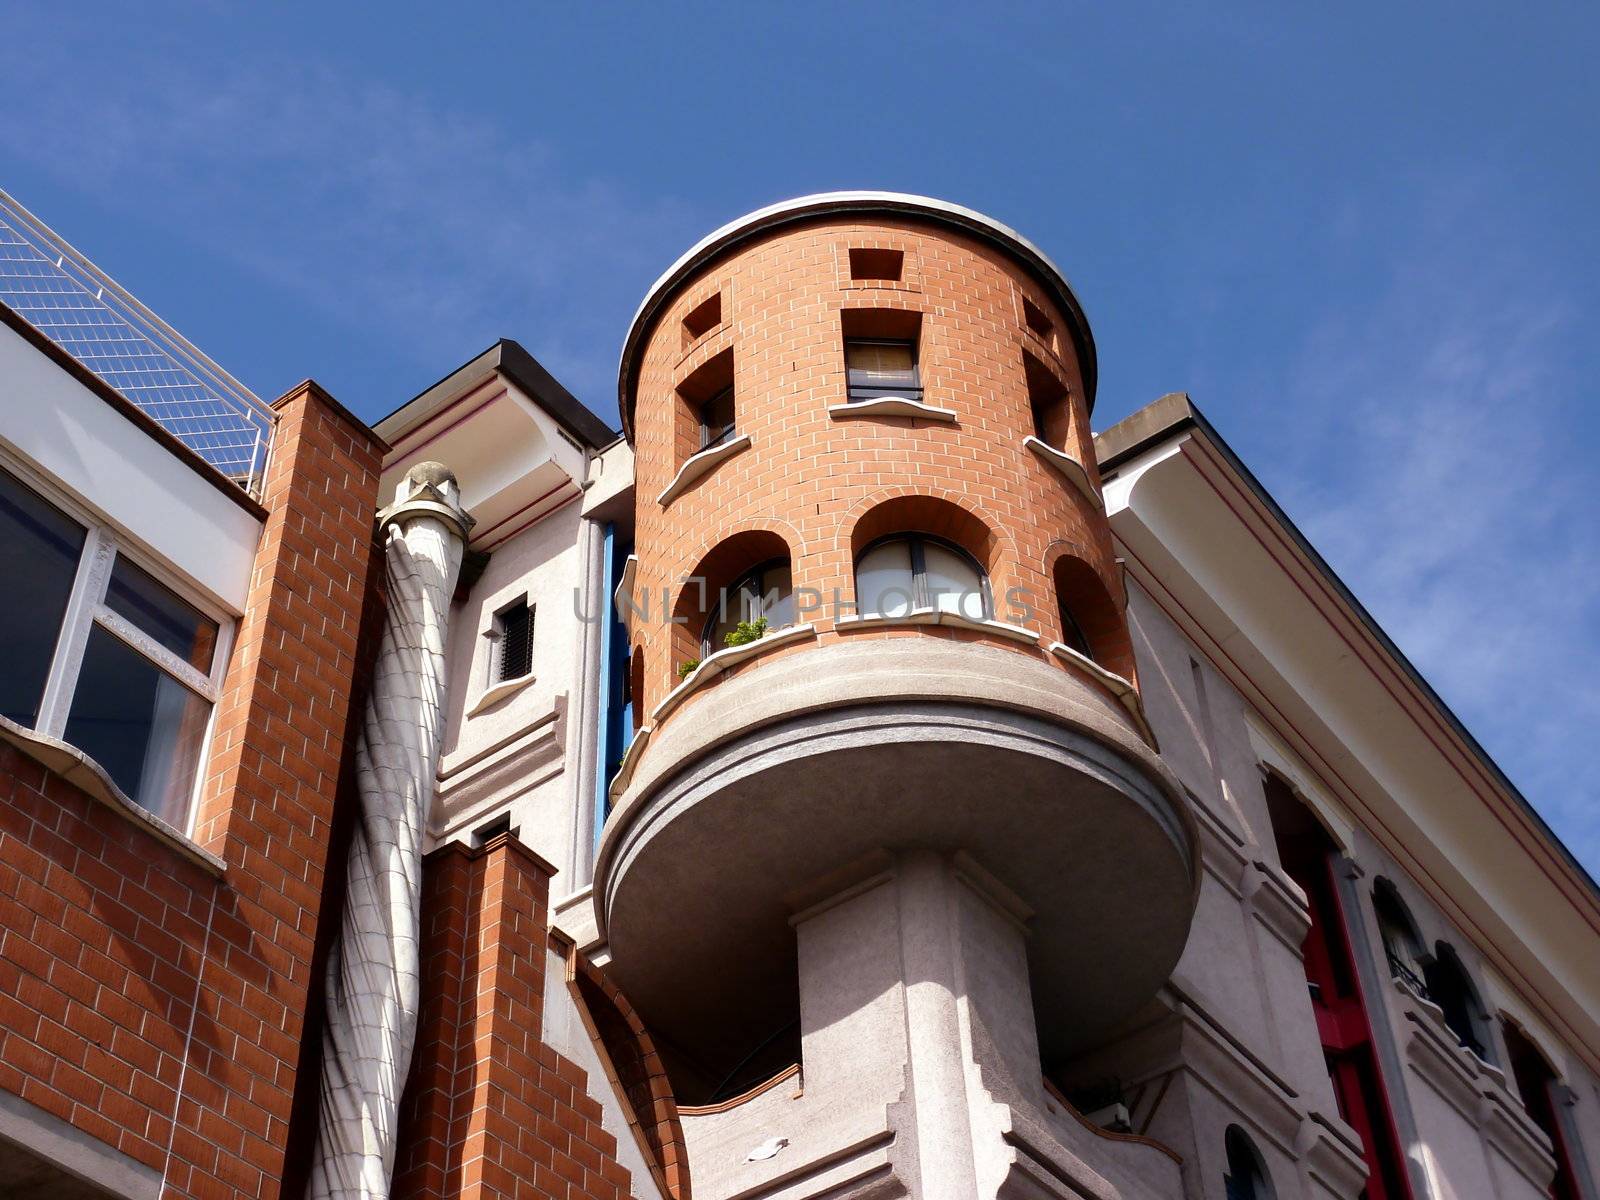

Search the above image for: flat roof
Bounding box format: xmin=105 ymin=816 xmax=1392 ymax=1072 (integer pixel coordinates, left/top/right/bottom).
xmin=616 ymin=191 xmax=1098 ymax=441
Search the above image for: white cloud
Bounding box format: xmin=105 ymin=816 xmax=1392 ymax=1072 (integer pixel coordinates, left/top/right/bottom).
xmin=0 ymin=51 xmax=698 ymax=411
xmin=1253 ymin=183 xmax=1600 ymax=872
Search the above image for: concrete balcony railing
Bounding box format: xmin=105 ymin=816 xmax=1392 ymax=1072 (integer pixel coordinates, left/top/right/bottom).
xmin=593 ymin=635 xmax=1198 ymax=1099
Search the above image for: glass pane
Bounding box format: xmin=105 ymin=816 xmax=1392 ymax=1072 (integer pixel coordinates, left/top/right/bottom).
xmin=105 ymin=556 xmax=218 ymax=673
xmin=0 ymin=467 xmax=86 ymax=727
xmin=64 ymin=624 xmax=211 ymax=828
xmin=922 ymin=542 xmax=987 ymax=619
xmin=754 ymin=563 xmax=794 ymax=628
xmin=846 ymin=340 xmax=917 ymax=395
xmin=857 ymin=540 xmax=917 ymax=617
xmin=700 ymin=387 xmax=735 ymax=447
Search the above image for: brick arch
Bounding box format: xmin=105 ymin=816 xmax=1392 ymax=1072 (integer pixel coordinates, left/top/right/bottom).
xmin=668 ymin=525 xmax=796 ymax=678
xmin=1048 ymin=550 xmax=1135 ymax=683
xmin=566 ymin=948 xmax=692 ymax=1200
xmin=843 ymin=487 xmax=1008 ymax=577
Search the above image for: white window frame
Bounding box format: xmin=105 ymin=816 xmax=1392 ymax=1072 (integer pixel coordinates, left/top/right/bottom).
xmin=4 ymin=451 xmax=234 ymax=836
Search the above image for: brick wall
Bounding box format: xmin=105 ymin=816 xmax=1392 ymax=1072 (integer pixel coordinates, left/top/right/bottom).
xmin=625 ymin=218 xmax=1129 ymax=724
xmin=0 ymin=380 xmax=385 ymax=1197
xmin=394 ymin=835 xmax=653 ymax=1199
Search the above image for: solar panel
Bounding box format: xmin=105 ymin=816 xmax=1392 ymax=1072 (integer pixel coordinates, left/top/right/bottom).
xmin=0 ymin=188 xmax=275 ymax=495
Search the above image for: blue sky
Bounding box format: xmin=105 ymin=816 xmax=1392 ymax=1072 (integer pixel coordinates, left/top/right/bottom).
xmin=3 ymin=2 xmax=1597 ymax=872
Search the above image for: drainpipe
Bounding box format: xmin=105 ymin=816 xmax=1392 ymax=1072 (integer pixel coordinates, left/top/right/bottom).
xmin=307 ymin=462 xmax=472 ymax=1200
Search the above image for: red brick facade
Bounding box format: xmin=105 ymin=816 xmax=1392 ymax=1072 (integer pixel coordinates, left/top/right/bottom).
xmin=0 ymin=381 xmax=384 ymax=1197
xmin=625 ymin=217 xmax=1133 ymax=727
xmin=394 ymin=835 xmax=682 ymax=1200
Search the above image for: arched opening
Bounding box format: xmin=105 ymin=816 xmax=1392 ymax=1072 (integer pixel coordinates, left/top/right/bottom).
xmin=700 ymin=558 xmax=794 ymax=657
xmin=628 ymin=645 xmax=646 ymax=730
xmin=1424 ymin=943 xmax=1493 ymax=1062
xmin=850 ymin=495 xmax=996 ymax=622
xmin=671 ymin=529 xmax=794 ymax=677
xmin=1372 ymin=877 xmax=1427 ymax=991
xmin=1263 ymin=771 xmax=1412 ymax=1200
xmin=1050 ymin=554 xmax=1133 ymax=681
xmin=1224 ymin=1126 xmax=1274 ymax=1200
xmin=1502 ymin=1020 xmax=1583 ymax=1200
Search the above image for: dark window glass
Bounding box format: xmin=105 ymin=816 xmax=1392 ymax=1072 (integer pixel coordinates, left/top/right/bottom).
xmin=498 ymin=599 xmax=533 ymax=681
xmin=1058 ymin=602 xmax=1094 ymax=661
xmin=105 ymin=555 xmax=218 ymax=672
xmin=845 ymin=339 xmax=921 ymax=402
xmin=1224 ymin=1128 xmax=1271 ymax=1200
xmin=0 ymin=467 xmax=86 ymax=728
xmin=63 ymin=624 xmax=210 ymax=827
xmin=701 ymin=560 xmax=795 ymax=656
xmin=699 ymin=386 xmax=736 ymax=449
xmin=1424 ymin=946 xmax=1490 ymax=1060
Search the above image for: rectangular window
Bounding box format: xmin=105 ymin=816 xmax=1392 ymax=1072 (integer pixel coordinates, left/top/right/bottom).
xmin=849 ymin=247 xmax=904 ymax=282
xmin=682 ymin=292 xmax=722 ymax=347
xmin=699 ymin=385 xmax=736 ymax=449
xmin=0 ymin=462 xmax=227 ymax=831
xmin=845 ymin=338 xmax=921 ymax=402
xmin=496 ymin=598 xmax=534 ymax=681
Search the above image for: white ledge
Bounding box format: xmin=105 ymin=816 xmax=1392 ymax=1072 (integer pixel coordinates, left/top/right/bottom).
xmin=0 ymin=715 xmax=225 ymax=875
xmin=1024 ymin=436 xmax=1103 ymax=509
xmin=609 ymin=725 xmax=652 ymax=800
xmin=656 ymin=434 xmax=752 ymax=507
xmin=613 ymin=553 xmax=639 ymax=634
xmin=829 ymin=397 xmax=957 ymax=423
xmin=651 ymin=623 xmax=817 ymax=724
xmin=465 ymin=672 xmax=536 ymax=717
xmin=1046 ymin=642 xmax=1158 ymax=749
xmin=836 ymin=608 xmax=1041 ymax=645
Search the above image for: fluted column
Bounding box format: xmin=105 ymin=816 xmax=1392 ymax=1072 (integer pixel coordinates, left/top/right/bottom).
xmin=308 ymin=462 xmax=472 ymax=1199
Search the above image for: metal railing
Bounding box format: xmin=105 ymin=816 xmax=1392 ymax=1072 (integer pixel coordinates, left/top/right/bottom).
xmin=0 ymin=187 xmax=276 ymax=496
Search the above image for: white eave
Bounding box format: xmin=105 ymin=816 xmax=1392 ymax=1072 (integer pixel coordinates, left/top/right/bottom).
xmin=1097 ymin=400 xmax=1600 ymax=1071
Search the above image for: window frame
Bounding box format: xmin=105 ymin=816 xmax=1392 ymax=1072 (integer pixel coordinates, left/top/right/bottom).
xmin=844 ymin=337 xmax=923 ymax=403
xmin=699 ymin=557 xmax=794 ymax=658
xmin=490 ymin=595 xmax=535 ymax=684
xmin=3 ymin=453 xmax=233 ymax=834
xmin=854 ymin=532 xmax=992 ymax=619
xmin=699 ymin=384 xmax=737 ymax=449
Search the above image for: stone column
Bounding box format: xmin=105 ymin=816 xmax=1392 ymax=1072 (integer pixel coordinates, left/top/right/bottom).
xmin=308 ymin=463 xmax=473 ymax=1200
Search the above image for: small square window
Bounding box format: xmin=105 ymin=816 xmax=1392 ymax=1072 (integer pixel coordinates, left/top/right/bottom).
xmin=495 ymin=598 xmax=533 ymax=682
xmin=849 ymin=248 xmax=904 ymax=282
xmin=1022 ymin=296 xmax=1055 ymax=347
xmin=845 ymin=338 xmax=921 ymax=403
xmin=682 ymin=292 xmax=722 ymax=347
xmin=699 ymin=386 xmax=736 ymax=448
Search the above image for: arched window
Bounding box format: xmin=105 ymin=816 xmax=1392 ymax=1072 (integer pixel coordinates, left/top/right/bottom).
xmin=856 ymin=534 xmax=990 ymax=620
xmin=1502 ymin=1020 xmax=1584 ymax=1200
xmin=1049 ymin=554 xmax=1134 ymax=681
xmin=1224 ymin=1126 xmax=1274 ymax=1200
xmin=1372 ymin=877 xmax=1426 ymax=990
xmin=701 ymin=558 xmax=795 ymax=657
xmin=1424 ymin=943 xmax=1493 ymax=1061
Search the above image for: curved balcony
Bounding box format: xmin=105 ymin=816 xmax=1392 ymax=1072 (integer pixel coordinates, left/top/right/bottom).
xmin=593 ymin=636 xmax=1197 ymax=1093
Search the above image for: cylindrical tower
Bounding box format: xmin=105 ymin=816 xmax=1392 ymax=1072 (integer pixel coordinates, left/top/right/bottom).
xmin=596 ymin=194 xmax=1196 ymax=1105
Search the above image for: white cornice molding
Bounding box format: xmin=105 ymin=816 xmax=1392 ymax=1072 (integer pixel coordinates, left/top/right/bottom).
xmin=655 ymin=434 xmax=752 ymax=507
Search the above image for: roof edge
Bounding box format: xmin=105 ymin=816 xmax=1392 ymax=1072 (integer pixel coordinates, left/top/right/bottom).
xmin=1095 ymin=392 xmax=1600 ymax=907
xmin=617 ymin=192 xmax=1097 ymax=441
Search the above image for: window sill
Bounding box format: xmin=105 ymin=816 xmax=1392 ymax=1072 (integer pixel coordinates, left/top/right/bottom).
xmin=656 ymin=434 xmax=752 ymax=507
xmin=650 ymin=622 xmax=818 ymax=724
xmin=466 ymin=672 xmax=536 ymax=717
xmin=1024 ymin=436 xmax=1102 ymax=510
xmin=836 ymin=609 xmax=1041 ymax=646
xmin=608 ymin=725 xmax=652 ymax=800
xmin=0 ymin=715 xmax=225 ymax=876
xmin=1046 ymin=641 xmax=1157 ymax=749
xmin=830 ymin=397 xmax=956 ymax=423
xmin=613 ymin=553 xmax=639 ymax=634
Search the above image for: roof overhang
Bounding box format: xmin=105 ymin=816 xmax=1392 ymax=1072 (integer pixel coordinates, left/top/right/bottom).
xmin=377 ymin=342 xmax=606 ymax=552
xmin=1098 ymin=393 xmax=1600 ymax=1069
xmin=616 ymin=191 xmax=1097 ymax=442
